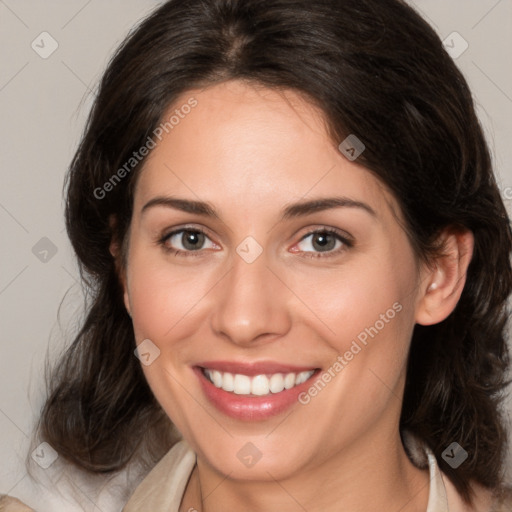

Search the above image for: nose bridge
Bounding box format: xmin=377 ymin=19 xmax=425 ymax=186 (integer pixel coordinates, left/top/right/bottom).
xmin=210 ymin=246 xmax=291 ymax=345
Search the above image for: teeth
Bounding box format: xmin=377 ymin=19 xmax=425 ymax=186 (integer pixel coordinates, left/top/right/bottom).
xmin=251 ymin=374 xmax=269 ymax=396
xmin=203 ymin=369 xmax=315 ymax=396
xmin=269 ymin=373 xmax=285 ymax=393
xmin=284 ymin=372 xmax=296 ymax=389
xmin=233 ymin=374 xmax=251 ymax=394
xmin=222 ymin=372 xmax=234 ymax=392
xmin=212 ymin=370 xmax=222 ymax=388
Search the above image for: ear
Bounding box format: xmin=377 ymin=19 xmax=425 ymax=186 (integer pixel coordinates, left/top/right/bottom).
xmin=415 ymin=228 xmax=474 ymax=326
xmin=108 ymin=215 xmax=132 ymax=317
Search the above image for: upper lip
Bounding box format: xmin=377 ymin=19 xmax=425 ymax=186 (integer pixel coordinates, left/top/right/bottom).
xmin=196 ymin=361 xmax=319 ymax=376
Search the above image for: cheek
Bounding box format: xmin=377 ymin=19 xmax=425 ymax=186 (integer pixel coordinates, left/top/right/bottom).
xmin=291 ymin=251 xmax=416 ymax=353
xmin=291 ymin=261 xmax=416 ymax=431
xmin=124 ymin=247 xmax=208 ymax=429
xmin=291 ymin=248 xmax=419 ymax=413
xmin=126 ymin=247 xmax=213 ymax=342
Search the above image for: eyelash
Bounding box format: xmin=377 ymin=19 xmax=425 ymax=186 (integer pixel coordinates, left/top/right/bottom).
xmin=158 ymin=226 xmax=354 ymax=259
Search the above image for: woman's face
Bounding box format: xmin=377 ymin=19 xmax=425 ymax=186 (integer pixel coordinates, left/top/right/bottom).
xmin=123 ymin=79 xmax=427 ymax=480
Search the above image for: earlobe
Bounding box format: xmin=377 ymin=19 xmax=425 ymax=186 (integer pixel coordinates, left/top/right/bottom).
xmin=108 ymin=214 xmax=132 ymax=318
xmin=117 ymin=260 xmax=132 ymax=318
xmin=114 ymin=250 xmax=131 ymax=318
xmin=112 ymin=242 xmax=132 ymax=318
xmin=415 ymin=228 xmax=474 ymax=326
xmin=124 ymin=290 xmax=132 ymax=317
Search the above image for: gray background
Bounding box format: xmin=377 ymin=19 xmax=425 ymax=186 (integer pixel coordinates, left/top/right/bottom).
xmin=1 ymin=0 xmax=511 ymax=510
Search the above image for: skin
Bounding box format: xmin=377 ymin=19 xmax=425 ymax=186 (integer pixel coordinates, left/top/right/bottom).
xmin=114 ymin=79 xmax=474 ymax=512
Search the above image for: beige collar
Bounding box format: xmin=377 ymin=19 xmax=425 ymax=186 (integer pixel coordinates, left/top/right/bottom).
xmin=425 ymin=445 xmax=449 ymax=512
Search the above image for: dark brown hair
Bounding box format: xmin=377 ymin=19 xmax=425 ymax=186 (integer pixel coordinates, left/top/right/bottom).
xmin=38 ymin=0 xmax=512 ymax=506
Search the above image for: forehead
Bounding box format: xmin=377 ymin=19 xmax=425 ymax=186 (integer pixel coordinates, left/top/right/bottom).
xmin=134 ymin=80 xmax=398 ymax=221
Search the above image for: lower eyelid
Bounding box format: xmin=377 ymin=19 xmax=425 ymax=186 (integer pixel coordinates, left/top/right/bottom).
xmin=294 ymin=240 xmax=350 ymax=258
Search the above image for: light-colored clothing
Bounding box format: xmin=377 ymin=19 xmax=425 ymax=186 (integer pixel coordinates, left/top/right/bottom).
xmin=2 ymin=433 xmax=511 ymax=511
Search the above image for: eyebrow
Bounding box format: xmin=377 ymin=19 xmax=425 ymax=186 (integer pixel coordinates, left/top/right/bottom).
xmin=141 ymin=196 xmax=377 ymax=220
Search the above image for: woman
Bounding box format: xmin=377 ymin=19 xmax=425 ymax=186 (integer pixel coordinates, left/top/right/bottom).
xmin=3 ymin=0 xmax=512 ymax=510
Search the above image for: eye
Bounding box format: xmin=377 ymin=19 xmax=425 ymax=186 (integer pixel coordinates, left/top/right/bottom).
xmin=158 ymin=226 xmax=352 ymax=258
xmin=159 ymin=227 xmax=218 ymax=256
xmin=293 ymin=228 xmax=353 ymax=258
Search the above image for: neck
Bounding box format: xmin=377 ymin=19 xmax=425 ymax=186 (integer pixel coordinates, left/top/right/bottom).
xmin=180 ymin=427 xmax=430 ymax=512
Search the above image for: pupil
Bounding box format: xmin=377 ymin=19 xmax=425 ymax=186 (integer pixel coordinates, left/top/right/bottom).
xmin=313 ymin=233 xmax=335 ymax=251
xmin=183 ymin=231 xmax=204 ymax=250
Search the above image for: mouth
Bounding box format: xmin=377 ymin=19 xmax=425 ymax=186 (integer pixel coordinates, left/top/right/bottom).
xmin=193 ymin=361 xmax=321 ymax=420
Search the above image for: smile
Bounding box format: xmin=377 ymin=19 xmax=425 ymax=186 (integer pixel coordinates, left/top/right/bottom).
xmin=202 ymin=368 xmax=315 ymax=396
xmin=194 ymin=362 xmax=321 ymax=420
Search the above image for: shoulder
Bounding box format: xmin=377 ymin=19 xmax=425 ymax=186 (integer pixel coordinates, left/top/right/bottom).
xmin=0 ymin=495 xmax=34 ymax=511
xmin=123 ymin=439 xmax=196 ymax=511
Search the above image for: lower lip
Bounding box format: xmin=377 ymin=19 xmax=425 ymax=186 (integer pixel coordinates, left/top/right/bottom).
xmin=194 ymin=367 xmax=319 ymax=421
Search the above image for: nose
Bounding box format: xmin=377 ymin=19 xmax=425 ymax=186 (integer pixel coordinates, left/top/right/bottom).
xmin=209 ymin=249 xmax=292 ymax=347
